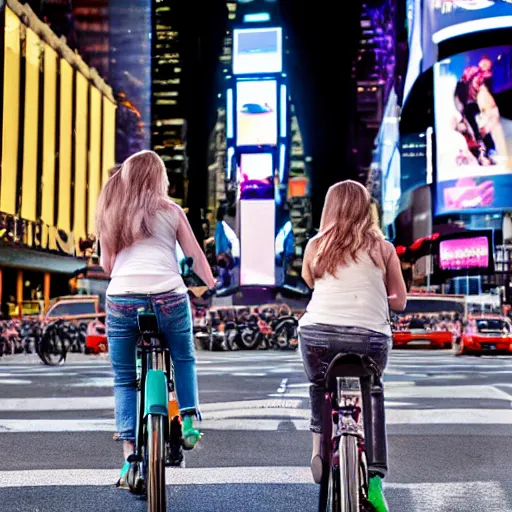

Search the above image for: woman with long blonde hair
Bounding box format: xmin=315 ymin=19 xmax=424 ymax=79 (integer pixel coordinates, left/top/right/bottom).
xmin=299 ymin=180 xmax=406 ymax=512
xmin=96 ymin=150 xmax=216 ymax=487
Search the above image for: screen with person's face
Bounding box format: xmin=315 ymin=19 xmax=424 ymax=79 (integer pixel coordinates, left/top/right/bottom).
xmin=435 ymin=46 xmax=512 ymax=213
xmin=236 ymin=80 xmax=278 ymax=146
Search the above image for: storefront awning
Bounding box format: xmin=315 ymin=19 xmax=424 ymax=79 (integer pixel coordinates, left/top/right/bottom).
xmin=0 ymin=245 xmax=86 ymax=274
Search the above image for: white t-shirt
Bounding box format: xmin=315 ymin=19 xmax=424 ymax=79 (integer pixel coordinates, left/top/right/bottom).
xmin=299 ymin=252 xmax=391 ymax=336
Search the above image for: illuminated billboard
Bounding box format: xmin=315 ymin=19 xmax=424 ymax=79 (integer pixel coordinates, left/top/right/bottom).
xmin=233 ymin=27 xmax=282 ymax=75
xmin=429 ymin=0 xmax=512 ymax=43
xmin=424 ymin=1 xmax=512 ymax=68
xmin=240 ymin=199 xmax=275 ymax=286
xmin=239 ymin=153 xmax=274 ymax=200
xmin=236 ymin=80 xmax=277 ymax=146
xmin=439 ymin=236 xmax=489 ymax=270
xmin=435 ymin=46 xmax=512 ymax=214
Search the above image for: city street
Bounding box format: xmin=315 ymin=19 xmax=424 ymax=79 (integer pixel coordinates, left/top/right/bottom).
xmin=1 ymin=350 xmax=512 ymax=511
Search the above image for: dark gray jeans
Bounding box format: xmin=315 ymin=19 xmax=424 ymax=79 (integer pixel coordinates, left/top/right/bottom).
xmin=299 ymin=323 xmax=391 ymax=476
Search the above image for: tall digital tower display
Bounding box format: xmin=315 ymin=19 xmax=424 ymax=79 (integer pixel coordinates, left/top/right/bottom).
xmin=223 ymin=24 xmax=291 ymax=290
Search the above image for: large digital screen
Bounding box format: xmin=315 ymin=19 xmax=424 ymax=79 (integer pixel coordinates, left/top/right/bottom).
xmin=435 ymin=46 xmax=512 ymax=214
xmin=429 ymin=0 xmax=512 ymax=43
xmin=439 ymin=236 xmax=489 ymax=270
xmin=233 ymin=27 xmax=282 ymax=75
xmin=240 ymin=153 xmax=274 ymax=200
xmin=423 ymin=1 xmax=512 ymax=70
xmin=236 ymin=80 xmax=277 ymax=146
xmin=240 ymin=153 xmax=273 ymax=180
xmin=240 ymin=200 xmax=275 ymax=286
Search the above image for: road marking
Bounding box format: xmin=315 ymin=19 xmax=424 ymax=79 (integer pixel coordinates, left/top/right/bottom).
xmin=0 ymin=379 xmax=32 ymax=385
xmin=0 ymin=464 xmax=508 ymax=510
xmin=2 ymin=408 xmax=512 ymax=433
xmin=277 ymin=378 xmax=288 ymax=393
xmin=386 ymin=385 xmax=512 ymax=401
xmin=0 ymin=397 xmax=304 ymax=412
xmin=0 ymin=397 xmax=114 ymax=412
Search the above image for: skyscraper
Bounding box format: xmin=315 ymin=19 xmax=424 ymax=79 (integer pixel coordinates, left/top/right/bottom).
xmin=72 ymin=0 xmax=110 ymax=79
xmin=109 ymin=0 xmax=152 ymax=153
xmin=151 ymin=0 xmax=186 ymax=194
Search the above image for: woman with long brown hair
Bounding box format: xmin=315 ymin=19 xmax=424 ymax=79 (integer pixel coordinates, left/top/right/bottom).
xmin=96 ymin=150 xmax=216 ymax=487
xmin=299 ymin=180 xmax=406 ymax=512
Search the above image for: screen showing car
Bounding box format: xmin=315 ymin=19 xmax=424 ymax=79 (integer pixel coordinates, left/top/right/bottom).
xmin=434 ymin=46 xmax=512 ymax=214
xmin=236 ymin=80 xmax=278 ymax=146
xmin=233 ymin=27 xmax=282 ymax=75
xmin=439 ymin=236 xmax=489 ymax=270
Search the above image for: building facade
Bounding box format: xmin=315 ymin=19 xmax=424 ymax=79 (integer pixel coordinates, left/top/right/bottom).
xmin=0 ymin=0 xmax=116 ymax=313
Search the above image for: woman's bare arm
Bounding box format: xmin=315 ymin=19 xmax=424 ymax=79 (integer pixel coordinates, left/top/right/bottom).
xmin=301 ymin=240 xmax=315 ymax=289
xmin=383 ymin=241 xmax=407 ymax=311
xmin=176 ymin=207 xmax=217 ymax=289
xmin=99 ymin=237 xmax=115 ymax=276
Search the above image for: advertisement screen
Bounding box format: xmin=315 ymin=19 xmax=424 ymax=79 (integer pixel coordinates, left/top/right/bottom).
xmin=233 ymin=27 xmax=282 ymax=75
xmin=240 ymin=153 xmax=273 ymax=180
xmin=439 ymin=236 xmax=489 ymax=270
xmin=236 ymin=80 xmax=278 ymax=146
xmin=240 ymin=153 xmax=274 ymax=200
xmin=240 ymin=200 xmax=275 ymax=286
xmin=423 ymin=1 xmax=512 ymax=69
xmin=435 ymin=46 xmax=512 ymax=214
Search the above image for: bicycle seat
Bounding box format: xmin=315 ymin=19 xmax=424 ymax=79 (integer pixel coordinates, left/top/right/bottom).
xmin=137 ymin=307 xmax=159 ymax=334
xmin=324 ymin=353 xmax=380 ymax=391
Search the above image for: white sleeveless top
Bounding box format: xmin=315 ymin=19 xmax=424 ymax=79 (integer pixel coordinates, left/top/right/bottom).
xmin=299 ymin=252 xmax=391 ymax=336
xmin=107 ymin=211 xmax=187 ymax=296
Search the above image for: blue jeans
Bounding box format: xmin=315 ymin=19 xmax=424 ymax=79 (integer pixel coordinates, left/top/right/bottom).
xmin=106 ymin=290 xmax=199 ymax=442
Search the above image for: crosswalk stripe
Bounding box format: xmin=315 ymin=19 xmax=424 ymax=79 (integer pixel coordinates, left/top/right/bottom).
xmin=0 ymin=464 xmax=507 ymax=510
xmin=1 ymin=408 xmax=512 ymax=433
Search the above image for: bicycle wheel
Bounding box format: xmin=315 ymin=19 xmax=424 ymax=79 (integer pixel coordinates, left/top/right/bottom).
xmin=338 ymin=434 xmax=360 ymax=512
xmin=146 ymin=414 xmax=166 ymax=512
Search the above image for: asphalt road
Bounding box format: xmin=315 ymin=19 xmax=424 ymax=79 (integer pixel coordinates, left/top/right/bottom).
xmin=1 ymin=349 xmax=512 ymax=511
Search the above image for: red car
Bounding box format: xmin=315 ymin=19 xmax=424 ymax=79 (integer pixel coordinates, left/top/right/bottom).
xmin=455 ymin=315 xmax=512 ymax=356
xmin=393 ymin=329 xmax=453 ymax=350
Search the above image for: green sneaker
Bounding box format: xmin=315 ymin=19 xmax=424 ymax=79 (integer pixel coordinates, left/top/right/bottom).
xmin=115 ymin=461 xmax=130 ymax=489
xmin=368 ymin=475 xmax=389 ymax=512
xmin=182 ymin=415 xmax=201 ymax=450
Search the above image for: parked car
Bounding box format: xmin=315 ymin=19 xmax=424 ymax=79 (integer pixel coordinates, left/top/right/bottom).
xmin=41 ymin=295 xmax=103 ymax=323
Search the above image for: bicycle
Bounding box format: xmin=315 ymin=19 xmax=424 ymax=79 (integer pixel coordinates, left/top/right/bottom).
xmin=318 ymin=353 xmax=382 ymax=512
xmin=123 ymin=302 xmax=184 ymax=512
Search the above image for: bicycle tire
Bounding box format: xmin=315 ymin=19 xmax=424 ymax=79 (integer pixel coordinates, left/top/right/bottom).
xmin=338 ymin=434 xmax=360 ymax=512
xmin=146 ymin=414 xmax=166 ymax=512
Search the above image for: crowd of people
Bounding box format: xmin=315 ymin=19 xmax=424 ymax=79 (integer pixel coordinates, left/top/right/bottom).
xmin=392 ymin=312 xmax=463 ymax=336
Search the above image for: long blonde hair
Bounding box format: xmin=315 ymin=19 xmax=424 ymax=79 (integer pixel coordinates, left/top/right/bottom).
xmin=312 ymin=180 xmax=383 ymax=279
xmin=96 ymin=150 xmax=172 ymax=255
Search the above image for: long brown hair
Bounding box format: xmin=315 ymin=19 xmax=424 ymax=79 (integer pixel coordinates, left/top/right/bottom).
xmin=96 ymin=150 xmax=173 ymax=255
xmin=312 ymin=180 xmax=383 ymax=279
